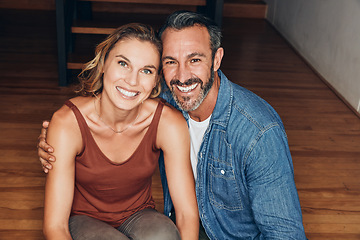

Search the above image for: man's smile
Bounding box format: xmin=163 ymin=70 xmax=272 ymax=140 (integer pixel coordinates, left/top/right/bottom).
xmin=176 ymin=83 xmax=199 ymax=93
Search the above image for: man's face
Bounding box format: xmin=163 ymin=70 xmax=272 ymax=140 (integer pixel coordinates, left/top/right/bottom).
xmin=161 ymin=26 xmax=215 ymax=112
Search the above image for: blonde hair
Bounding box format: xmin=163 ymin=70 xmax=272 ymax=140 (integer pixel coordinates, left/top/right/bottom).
xmin=76 ymin=23 xmax=162 ymax=98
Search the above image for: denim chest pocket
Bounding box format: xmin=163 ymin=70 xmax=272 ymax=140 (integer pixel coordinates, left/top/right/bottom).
xmin=209 ymin=163 xmax=243 ymax=211
xmin=206 ymin=129 xmax=243 ymax=211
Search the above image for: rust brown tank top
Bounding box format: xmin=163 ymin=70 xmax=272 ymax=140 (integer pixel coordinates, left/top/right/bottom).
xmin=65 ymin=99 xmax=164 ymax=227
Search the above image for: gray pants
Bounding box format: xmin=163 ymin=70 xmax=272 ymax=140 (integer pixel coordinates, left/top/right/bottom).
xmin=69 ymin=209 xmax=181 ymax=240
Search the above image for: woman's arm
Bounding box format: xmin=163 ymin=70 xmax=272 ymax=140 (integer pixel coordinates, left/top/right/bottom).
xmin=43 ymin=106 xmax=81 ymax=239
xmin=157 ymin=105 xmax=199 ymax=240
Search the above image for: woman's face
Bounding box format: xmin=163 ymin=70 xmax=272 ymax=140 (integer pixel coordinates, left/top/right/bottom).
xmin=102 ymin=38 xmax=160 ymax=110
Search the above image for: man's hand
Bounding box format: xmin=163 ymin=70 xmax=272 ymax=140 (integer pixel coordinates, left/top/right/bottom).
xmin=38 ymin=121 xmax=56 ymax=173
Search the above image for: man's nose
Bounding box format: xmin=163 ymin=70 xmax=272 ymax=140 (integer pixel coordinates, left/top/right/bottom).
xmin=175 ymin=63 xmax=192 ymax=83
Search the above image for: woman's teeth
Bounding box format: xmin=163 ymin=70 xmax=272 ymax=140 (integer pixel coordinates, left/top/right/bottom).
xmin=116 ymin=87 xmax=138 ymax=97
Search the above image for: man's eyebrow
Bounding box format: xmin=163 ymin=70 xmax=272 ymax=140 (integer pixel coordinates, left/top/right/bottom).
xmin=162 ymin=56 xmax=176 ymax=61
xmin=162 ymin=52 xmax=206 ymax=62
xmin=188 ymin=52 xmax=206 ymax=58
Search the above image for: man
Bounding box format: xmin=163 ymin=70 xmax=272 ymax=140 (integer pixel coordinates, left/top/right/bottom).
xmin=38 ymin=10 xmax=307 ymax=239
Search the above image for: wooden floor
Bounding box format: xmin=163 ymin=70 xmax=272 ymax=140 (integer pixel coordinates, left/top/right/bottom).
xmin=1 ymin=9 xmax=360 ymax=240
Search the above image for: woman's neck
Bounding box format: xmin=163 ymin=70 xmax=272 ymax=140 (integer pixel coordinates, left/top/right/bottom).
xmin=94 ymin=94 xmax=141 ymax=134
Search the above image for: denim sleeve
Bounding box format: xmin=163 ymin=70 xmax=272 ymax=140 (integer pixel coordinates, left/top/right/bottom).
xmin=245 ymin=126 xmax=307 ymax=239
xmin=158 ymin=150 xmax=174 ymax=216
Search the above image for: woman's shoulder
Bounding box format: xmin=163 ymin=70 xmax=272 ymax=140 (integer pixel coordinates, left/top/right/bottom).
xmin=67 ymin=96 xmax=92 ymax=110
xmin=50 ymin=96 xmax=91 ymax=131
xmin=47 ymin=98 xmax=84 ymax=156
xmin=146 ymin=98 xmax=184 ymax=123
xmin=153 ymin=98 xmax=189 ymax=149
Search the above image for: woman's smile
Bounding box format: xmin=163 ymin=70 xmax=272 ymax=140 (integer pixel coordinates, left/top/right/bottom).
xmin=116 ymin=86 xmax=140 ymax=98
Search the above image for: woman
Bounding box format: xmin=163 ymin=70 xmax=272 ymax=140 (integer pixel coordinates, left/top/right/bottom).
xmin=43 ymin=23 xmax=199 ymax=240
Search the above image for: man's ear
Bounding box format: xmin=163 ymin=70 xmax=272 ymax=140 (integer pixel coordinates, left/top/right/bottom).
xmin=213 ymin=47 xmax=224 ymax=72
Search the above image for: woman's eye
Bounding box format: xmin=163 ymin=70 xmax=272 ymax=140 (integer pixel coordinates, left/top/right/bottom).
xmin=118 ymin=61 xmax=128 ymax=67
xmin=142 ymin=69 xmax=153 ymax=74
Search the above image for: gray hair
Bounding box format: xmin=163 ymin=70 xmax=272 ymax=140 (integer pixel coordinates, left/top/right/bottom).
xmin=158 ymin=10 xmax=222 ymax=58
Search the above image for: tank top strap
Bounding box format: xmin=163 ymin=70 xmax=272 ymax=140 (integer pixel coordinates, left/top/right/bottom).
xmin=152 ymin=98 xmax=166 ymax=129
xmin=144 ymin=99 xmax=165 ymax=150
xmin=64 ymin=100 xmax=91 ymax=146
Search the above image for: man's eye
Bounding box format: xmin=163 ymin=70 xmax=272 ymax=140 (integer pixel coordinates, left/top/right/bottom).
xmin=191 ymin=59 xmax=201 ymax=63
xmin=118 ymin=61 xmax=128 ymax=67
xmin=164 ymin=60 xmax=175 ymax=65
xmin=142 ymin=69 xmax=153 ymax=74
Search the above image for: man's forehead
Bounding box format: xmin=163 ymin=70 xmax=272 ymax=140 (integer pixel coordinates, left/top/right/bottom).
xmin=162 ymin=26 xmax=211 ymax=53
xmin=162 ymin=26 xmax=209 ymax=40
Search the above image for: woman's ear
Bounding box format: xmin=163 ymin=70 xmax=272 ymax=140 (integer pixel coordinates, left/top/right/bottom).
xmin=150 ymin=75 xmax=162 ymax=98
xmin=155 ymin=74 xmax=160 ymax=88
xmin=213 ymin=47 xmax=224 ymax=72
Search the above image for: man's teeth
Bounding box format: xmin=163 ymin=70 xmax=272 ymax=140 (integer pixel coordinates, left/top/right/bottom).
xmin=176 ymin=83 xmax=198 ymax=93
xmin=116 ymin=87 xmax=138 ymax=97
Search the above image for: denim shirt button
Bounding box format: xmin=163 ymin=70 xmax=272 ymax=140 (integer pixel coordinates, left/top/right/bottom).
xmin=169 ymin=212 xmax=171 ymax=217
xmin=221 ymin=169 xmax=225 ymax=175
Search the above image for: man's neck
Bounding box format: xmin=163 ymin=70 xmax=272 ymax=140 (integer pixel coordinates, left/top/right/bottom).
xmin=188 ymin=74 xmax=220 ymax=122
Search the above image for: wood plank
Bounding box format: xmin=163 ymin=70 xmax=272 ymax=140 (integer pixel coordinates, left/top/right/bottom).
xmin=71 ymin=26 xmax=115 ymax=34
xmin=306 ymin=233 xmax=360 ymax=240
xmin=223 ymin=0 xmax=267 ymax=18
xmin=78 ymin=0 xmax=206 ymax=5
xmin=0 ymin=231 xmax=45 ymax=240
xmin=90 ymin=2 xmax=198 ymax=15
xmin=304 ymin=223 xmax=360 ymax=234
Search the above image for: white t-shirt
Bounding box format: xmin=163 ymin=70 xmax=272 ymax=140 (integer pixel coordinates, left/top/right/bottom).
xmin=188 ymin=115 xmax=211 ymax=180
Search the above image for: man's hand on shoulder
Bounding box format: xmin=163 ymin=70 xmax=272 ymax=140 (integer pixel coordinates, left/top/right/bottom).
xmin=37 ymin=121 xmax=56 ymax=173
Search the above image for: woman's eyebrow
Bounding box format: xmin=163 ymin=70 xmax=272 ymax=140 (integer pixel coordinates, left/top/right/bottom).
xmin=116 ymin=55 xmax=157 ymax=70
xmin=115 ymin=55 xmax=130 ymax=62
xmin=144 ymin=65 xmax=157 ymax=70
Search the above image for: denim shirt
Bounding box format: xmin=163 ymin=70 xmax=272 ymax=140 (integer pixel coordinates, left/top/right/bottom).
xmin=159 ymin=70 xmax=307 ymax=240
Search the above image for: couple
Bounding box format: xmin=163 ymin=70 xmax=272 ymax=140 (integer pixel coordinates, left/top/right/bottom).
xmin=39 ymin=10 xmax=307 ymax=240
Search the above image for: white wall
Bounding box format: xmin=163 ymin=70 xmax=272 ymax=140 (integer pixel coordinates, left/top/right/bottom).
xmin=264 ymin=0 xmax=360 ymax=114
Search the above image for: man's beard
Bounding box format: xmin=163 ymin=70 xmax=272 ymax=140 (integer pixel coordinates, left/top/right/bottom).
xmin=170 ymin=66 xmax=214 ymax=112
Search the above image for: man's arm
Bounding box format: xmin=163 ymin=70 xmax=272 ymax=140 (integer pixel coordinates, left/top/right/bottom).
xmin=38 ymin=121 xmax=56 ymax=173
xmin=246 ymin=126 xmax=307 ymax=239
